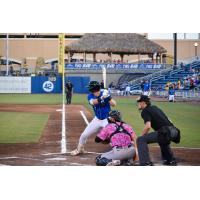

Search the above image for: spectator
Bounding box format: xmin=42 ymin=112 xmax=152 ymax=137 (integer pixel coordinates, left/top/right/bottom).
xmin=168 ymin=85 xmax=175 ymax=102
xmin=177 ymin=79 xmax=181 ymax=90
xmin=143 ymin=80 xmax=151 ymax=96
xmin=140 ymin=80 xmax=144 ymax=92
xmin=125 ymin=84 xmax=131 ymax=96
xmin=9 ymin=66 xmax=14 ymax=76
xmin=100 ymin=80 xmax=104 ymax=89
xmin=108 ymin=82 xmax=114 ymax=94
xmin=190 ymin=78 xmax=195 ymax=90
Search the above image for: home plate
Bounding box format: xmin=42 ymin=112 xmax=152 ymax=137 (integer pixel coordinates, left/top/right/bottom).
xmin=56 ymin=109 xmax=62 ymax=112
xmin=45 ymin=157 xmax=66 ymax=161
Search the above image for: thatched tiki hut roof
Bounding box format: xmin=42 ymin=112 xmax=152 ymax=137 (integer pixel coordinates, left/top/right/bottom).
xmin=65 ymin=33 xmax=167 ymax=62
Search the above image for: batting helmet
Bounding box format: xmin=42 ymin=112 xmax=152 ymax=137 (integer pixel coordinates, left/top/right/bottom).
xmin=109 ymin=110 xmax=122 ymax=122
xmin=87 ymin=81 xmax=101 ymax=92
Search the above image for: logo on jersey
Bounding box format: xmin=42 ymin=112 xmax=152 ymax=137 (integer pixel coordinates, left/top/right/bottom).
xmin=43 ymin=81 xmax=54 ymax=92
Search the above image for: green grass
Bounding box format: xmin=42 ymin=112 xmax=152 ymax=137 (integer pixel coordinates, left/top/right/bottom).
xmin=72 ymin=94 xmax=200 ymax=148
xmin=0 ymin=112 xmax=49 ymax=143
xmin=117 ymin=99 xmax=200 ymax=148
xmin=0 ymin=94 xmax=200 ymax=147
xmin=0 ymin=94 xmax=62 ymax=104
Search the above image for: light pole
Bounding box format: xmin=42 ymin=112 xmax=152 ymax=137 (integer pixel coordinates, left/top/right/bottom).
xmin=194 ymin=42 xmax=198 ymax=58
xmin=173 ymin=33 xmax=177 ymax=66
xmin=6 ymin=33 xmax=9 ymax=76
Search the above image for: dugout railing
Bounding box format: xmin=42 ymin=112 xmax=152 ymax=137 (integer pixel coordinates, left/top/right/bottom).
xmin=152 ymin=90 xmax=200 ymax=100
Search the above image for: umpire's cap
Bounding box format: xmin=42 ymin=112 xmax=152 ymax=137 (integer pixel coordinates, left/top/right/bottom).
xmin=87 ymin=81 xmax=101 ymax=92
xmin=109 ymin=110 xmax=122 ymax=122
xmin=137 ymin=95 xmax=150 ymax=103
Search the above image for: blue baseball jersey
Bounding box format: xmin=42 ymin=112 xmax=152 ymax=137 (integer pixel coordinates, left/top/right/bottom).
xmin=169 ymin=89 xmax=175 ymax=95
xmin=87 ymin=91 xmax=111 ymax=120
xmin=143 ymin=83 xmax=150 ymax=91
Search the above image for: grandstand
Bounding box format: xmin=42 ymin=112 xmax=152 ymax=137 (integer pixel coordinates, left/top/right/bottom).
xmin=129 ymin=59 xmax=200 ymax=90
xmin=0 ymin=33 xmax=199 ymax=96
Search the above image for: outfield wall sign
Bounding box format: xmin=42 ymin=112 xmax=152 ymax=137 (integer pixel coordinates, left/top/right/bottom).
xmin=42 ymin=81 xmax=54 ymax=92
xmin=65 ymin=63 xmax=164 ymax=69
xmin=0 ymin=77 xmax=31 ymax=93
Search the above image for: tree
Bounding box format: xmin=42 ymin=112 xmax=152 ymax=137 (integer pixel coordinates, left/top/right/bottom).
xmin=36 ymin=57 xmax=45 ymax=67
xmin=36 ymin=57 xmax=45 ymax=74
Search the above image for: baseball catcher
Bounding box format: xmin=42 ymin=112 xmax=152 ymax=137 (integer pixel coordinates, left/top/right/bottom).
xmin=95 ymin=110 xmax=137 ymax=166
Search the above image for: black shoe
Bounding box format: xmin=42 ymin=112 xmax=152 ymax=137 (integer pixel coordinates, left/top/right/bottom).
xmin=121 ymin=160 xmax=134 ymax=166
xmin=163 ymin=160 xmax=177 ymax=166
xmin=140 ymin=162 xmax=154 ymax=166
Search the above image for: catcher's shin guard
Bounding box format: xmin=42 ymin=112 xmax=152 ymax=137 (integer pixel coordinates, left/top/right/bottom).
xmin=70 ymin=144 xmax=86 ymax=156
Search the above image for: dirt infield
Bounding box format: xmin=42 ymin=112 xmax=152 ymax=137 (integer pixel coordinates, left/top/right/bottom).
xmin=0 ymin=104 xmax=199 ymax=166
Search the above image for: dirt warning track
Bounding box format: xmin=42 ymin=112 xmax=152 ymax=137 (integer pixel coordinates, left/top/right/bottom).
xmin=0 ymin=104 xmax=199 ymax=166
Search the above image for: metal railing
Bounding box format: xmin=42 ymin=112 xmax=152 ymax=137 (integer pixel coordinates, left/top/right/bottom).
xmin=152 ymin=90 xmax=200 ymax=100
xmin=129 ymin=59 xmax=200 ymax=88
xmin=129 ymin=64 xmax=172 ymax=85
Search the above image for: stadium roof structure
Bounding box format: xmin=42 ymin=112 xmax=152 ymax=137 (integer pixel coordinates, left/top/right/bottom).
xmin=65 ymin=33 xmax=167 ymax=55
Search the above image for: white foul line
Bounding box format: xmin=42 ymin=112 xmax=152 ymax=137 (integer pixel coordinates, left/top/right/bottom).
xmin=42 ymin=151 xmax=101 ymax=156
xmin=80 ymin=111 xmax=89 ymax=125
xmin=61 ymin=102 xmax=67 ymax=154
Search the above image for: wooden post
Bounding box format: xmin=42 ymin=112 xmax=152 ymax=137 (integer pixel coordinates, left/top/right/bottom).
xmin=93 ymin=53 xmax=96 ymax=62
xmin=160 ymin=53 xmax=163 ymax=63
xmin=68 ymin=52 xmax=70 ymax=63
xmin=138 ymin=54 xmax=140 ymax=63
xmin=120 ymin=54 xmax=124 ymax=63
xmin=110 ymin=52 xmax=112 ymax=62
xmin=83 ymin=52 xmax=86 ymax=62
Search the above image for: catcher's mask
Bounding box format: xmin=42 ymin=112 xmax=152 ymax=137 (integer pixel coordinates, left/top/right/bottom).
xmin=108 ymin=110 xmax=122 ymax=122
xmin=87 ymin=81 xmax=101 ymax=92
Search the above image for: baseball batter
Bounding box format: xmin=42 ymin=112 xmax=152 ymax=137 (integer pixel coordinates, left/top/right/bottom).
xmin=70 ymin=81 xmax=116 ymax=156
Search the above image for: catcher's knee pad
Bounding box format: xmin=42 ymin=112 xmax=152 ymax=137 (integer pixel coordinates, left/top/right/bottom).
xmin=95 ymin=155 xmax=112 ymax=166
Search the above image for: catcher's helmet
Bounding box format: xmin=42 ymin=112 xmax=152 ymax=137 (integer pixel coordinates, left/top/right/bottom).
xmin=109 ymin=110 xmax=122 ymax=122
xmin=87 ymin=81 xmax=101 ymax=92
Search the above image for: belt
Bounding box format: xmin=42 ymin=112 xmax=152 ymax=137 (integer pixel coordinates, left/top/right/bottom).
xmin=115 ymin=144 xmax=133 ymax=149
xmin=97 ymin=117 xmax=107 ymax=120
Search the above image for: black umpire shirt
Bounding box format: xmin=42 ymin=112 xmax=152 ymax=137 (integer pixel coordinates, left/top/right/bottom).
xmin=141 ymin=105 xmax=173 ymax=131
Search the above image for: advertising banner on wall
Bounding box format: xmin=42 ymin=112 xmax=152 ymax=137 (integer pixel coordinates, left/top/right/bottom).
xmin=0 ymin=77 xmax=31 ymax=93
xmin=65 ymin=63 xmax=164 ymax=69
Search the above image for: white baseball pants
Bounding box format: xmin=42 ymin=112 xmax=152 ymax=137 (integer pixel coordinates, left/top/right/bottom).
xmin=79 ymin=117 xmax=108 ymax=145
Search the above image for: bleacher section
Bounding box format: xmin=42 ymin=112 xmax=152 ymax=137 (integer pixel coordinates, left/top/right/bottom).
xmin=118 ymin=73 xmax=151 ymax=85
xmin=129 ymin=60 xmax=200 ymax=90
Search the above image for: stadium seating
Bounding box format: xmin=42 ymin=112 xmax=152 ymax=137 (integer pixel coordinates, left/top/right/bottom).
xmin=129 ymin=60 xmax=200 ymax=91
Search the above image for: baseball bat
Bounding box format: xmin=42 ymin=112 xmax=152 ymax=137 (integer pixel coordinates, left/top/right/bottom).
xmin=102 ymin=66 xmax=106 ymax=88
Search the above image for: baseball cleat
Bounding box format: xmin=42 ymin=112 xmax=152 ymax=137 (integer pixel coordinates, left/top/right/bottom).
xmin=70 ymin=144 xmax=86 ymax=156
xmin=106 ymin=160 xmax=121 ymax=166
xmin=70 ymin=148 xmax=86 ymax=156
